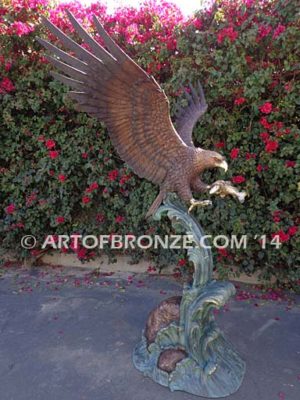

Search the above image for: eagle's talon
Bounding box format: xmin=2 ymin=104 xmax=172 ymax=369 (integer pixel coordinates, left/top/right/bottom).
xmin=188 ymin=199 xmax=212 ymax=213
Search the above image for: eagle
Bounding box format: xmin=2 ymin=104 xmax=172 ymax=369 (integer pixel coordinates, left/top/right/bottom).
xmin=38 ymin=11 xmax=246 ymax=217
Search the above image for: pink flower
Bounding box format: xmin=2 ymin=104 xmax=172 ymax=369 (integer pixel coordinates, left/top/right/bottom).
xmin=269 ymin=79 xmax=279 ymax=90
xmin=217 ymin=26 xmax=238 ymax=44
xmin=272 ymin=230 xmax=289 ymax=243
xmin=285 ymin=160 xmax=296 ymax=168
xmin=90 ymin=182 xmax=99 ymax=190
xmin=232 ymin=175 xmax=245 ymax=184
xmin=5 ymin=62 xmax=12 ymax=72
xmin=81 ymin=152 xmax=88 ymax=159
xmin=259 ymin=102 xmax=273 ymax=114
xmin=274 ymin=121 xmax=284 ymax=130
xmin=45 ymin=139 xmax=56 ymax=149
xmin=31 ymin=249 xmax=41 ymax=257
xmin=217 ymin=248 xmax=229 ymax=258
xmin=234 ymin=97 xmax=246 ymax=106
xmin=0 ymin=77 xmax=15 ymax=93
xmin=265 ymin=140 xmax=279 ymax=153
xmin=82 ymin=196 xmax=91 ymax=204
xmin=246 ymin=152 xmax=256 ymax=160
xmin=86 ymin=182 xmax=99 ymax=193
xmin=288 ymin=226 xmax=298 ymax=236
xmin=49 ymin=150 xmax=59 ymax=159
xmin=272 ymin=210 xmax=281 ymax=223
xmin=256 ymin=25 xmax=272 ymax=42
xmin=77 ymin=247 xmax=87 ymax=259
xmin=8 ymin=21 xmax=34 ymax=37
xmin=260 ymin=132 xmax=270 ymax=142
xmin=108 ymin=169 xmax=119 ymax=181
xmin=284 ymin=83 xmax=292 ymax=92
xmin=178 ymin=258 xmax=186 ymax=267
xmin=166 ymin=39 xmax=177 ymax=51
xmin=26 ymin=192 xmax=37 ymax=206
xmin=260 ymin=117 xmax=273 ymax=130
xmin=37 ymin=135 xmax=45 ymax=142
xmin=192 ymin=18 xmax=202 ymax=30
xmin=215 ymin=141 xmax=225 ymax=149
xmin=58 ymin=174 xmax=66 ymax=182
xmin=56 ymin=216 xmax=65 ymax=224
xmin=5 ymin=203 xmax=15 ymax=214
xmin=96 ymin=213 xmax=105 ymax=223
xmin=230 ymin=148 xmax=239 ymax=159
xmin=119 ymin=174 xmax=131 ymax=186
xmin=115 ymin=215 xmax=125 ymax=223
xmin=256 ymin=164 xmax=263 ymax=172
xmin=273 ymin=24 xmax=286 ymax=39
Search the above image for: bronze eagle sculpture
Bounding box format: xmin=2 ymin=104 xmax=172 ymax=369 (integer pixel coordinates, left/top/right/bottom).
xmin=38 ymin=11 xmax=246 ymax=217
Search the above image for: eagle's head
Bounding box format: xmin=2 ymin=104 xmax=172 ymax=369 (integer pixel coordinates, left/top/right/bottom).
xmin=196 ymin=149 xmax=228 ymax=173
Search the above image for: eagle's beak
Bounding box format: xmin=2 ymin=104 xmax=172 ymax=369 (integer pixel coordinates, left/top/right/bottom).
xmin=218 ymin=160 xmax=228 ymax=172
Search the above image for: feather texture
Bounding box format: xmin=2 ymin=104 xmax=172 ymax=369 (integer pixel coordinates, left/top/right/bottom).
xmin=175 ymin=81 xmax=208 ymax=147
xmin=39 ymin=11 xmax=189 ymax=185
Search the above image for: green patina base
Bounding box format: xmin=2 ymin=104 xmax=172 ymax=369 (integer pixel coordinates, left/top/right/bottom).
xmin=133 ymin=195 xmax=246 ymax=398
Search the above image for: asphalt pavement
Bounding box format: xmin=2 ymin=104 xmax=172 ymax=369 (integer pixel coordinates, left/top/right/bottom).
xmin=0 ymin=266 xmax=299 ymax=400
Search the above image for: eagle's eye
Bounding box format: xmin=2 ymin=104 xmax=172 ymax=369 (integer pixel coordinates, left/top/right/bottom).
xmin=213 ymin=156 xmax=223 ymax=163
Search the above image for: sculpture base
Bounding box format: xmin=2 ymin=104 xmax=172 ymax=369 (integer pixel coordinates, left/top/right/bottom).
xmin=133 ymin=331 xmax=245 ymax=398
xmin=133 ymin=282 xmax=245 ymax=398
xmin=133 ymin=196 xmax=246 ymax=398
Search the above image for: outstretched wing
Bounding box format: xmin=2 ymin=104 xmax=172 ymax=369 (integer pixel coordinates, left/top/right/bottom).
xmin=174 ymin=82 xmax=208 ymax=147
xmin=38 ymin=11 xmax=188 ymax=185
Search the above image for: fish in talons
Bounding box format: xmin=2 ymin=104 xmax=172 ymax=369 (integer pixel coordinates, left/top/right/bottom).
xmin=209 ymin=180 xmax=247 ymax=203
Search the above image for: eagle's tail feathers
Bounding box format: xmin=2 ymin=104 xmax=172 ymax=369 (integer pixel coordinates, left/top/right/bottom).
xmin=146 ymin=191 xmax=165 ymax=219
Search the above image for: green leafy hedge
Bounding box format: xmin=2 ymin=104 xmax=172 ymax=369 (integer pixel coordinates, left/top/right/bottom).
xmin=0 ymin=0 xmax=299 ymax=288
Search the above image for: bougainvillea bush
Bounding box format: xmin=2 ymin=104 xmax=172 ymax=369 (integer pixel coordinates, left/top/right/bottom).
xmin=0 ymin=0 xmax=299 ymax=288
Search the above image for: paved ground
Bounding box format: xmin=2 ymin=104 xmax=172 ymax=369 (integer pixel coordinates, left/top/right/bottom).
xmin=0 ymin=266 xmax=299 ymax=400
